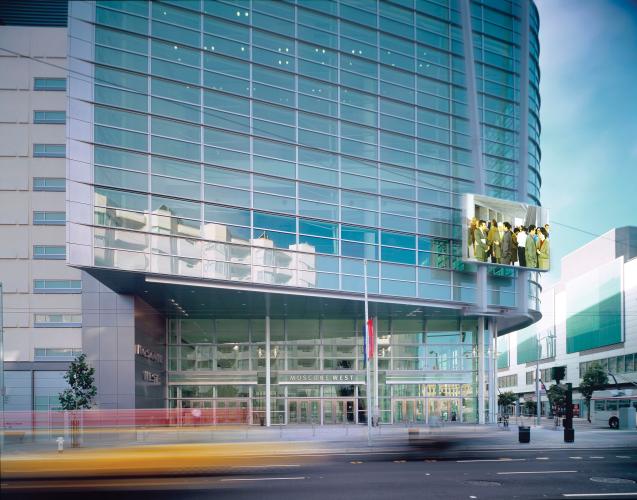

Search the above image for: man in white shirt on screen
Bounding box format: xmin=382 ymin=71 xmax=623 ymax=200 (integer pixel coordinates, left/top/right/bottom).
xmin=516 ymin=226 xmax=527 ymax=267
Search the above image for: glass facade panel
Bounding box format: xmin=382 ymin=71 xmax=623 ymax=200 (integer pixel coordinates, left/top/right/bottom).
xmin=67 ymin=0 xmax=540 ymax=422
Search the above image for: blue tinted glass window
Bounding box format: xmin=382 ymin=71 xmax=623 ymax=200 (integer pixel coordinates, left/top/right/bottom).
xmin=381 ymin=246 xmax=416 ymax=264
xmin=95 ymin=85 xmax=148 ymax=111
xmin=204 ymin=184 xmax=250 ymax=207
xmin=96 ymin=46 xmax=147 ymax=72
xmin=299 ymin=235 xmax=337 ymax=254
xmin=204 ymin=165 xmax=250 ymax=189
xmin=95 ymin=67 xmax=147 ymax=93
xmin=152 ymin=78 xmax=200 ymax=104
xmin=151 ymin=175 xmax=200 ymax=200
xmin=152 ymin=20 xmax=199 ymax=46
xmin=152 ymin=156 xmax=199 ymax=180
xmin=33 ymin=144 xmax=65 ymax=157
xmin=151 ymin=39 xmax=199 ymax=66
xmin=95 ymin=187 xmax=147 ymax=211
xmin=204 ymin=91 xmax=249 ymax=115
xmin=95 ymin=146 xmax=147 ymax=172
xmin=33 ymin=111 xmax=66 ymax=124
xmin=151 ymin=195 xmax=199 ymax=219
xmin=203 ymin=16 xmax=249 ymax=42
xmin=381 ymin=231 xmax=416 ymax=249
xmin=204 ymin=204 xmax=250 ymax=226
xmin=95 ymin=166 xmax=147 ymax=191
xmin=342 ymin=225 xmax=378 ymax=244
xmin=95 ymin=106 xmax=147 ymax=132
xmin=96 ymin=7 xmax=148 ymax=34
xmin=151 ymin=136 xmax=200 ymax=161
xmin=96 ymin=27 xmax=147 ymax=54
xmin=254 ymin=175 xmax=295 ymax=197
xmin=254 ymin=212 xmax=296 ymax=233
xmin=299 ymin=219 xmax=337 ymax=238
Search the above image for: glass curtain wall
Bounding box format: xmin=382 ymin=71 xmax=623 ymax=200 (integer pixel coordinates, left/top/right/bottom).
xmin=78 ymin=0 xmax=537 ymax=308
xmin=168 ymin=316 xmax=479 ymax=424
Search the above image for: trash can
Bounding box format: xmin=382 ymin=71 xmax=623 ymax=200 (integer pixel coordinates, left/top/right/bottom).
xmin=564 ymin=427 xmax=574 ymax=443
xmin=518 ymin=426 xmax=530 ymax=443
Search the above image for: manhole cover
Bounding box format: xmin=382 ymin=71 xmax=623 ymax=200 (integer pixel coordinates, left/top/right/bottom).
xmin=466 ymin=480 xmax=501 ymax=487
xmin=590 ymin=477 xmax=636 ymax=484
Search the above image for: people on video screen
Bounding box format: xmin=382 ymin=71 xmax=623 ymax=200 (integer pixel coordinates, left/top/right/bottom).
xmin=468 ymin=219 xmax=549 ymax=269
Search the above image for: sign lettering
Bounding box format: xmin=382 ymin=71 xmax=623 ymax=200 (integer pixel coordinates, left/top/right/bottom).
xmin=135 ymin=344 xmax=164 ymax=364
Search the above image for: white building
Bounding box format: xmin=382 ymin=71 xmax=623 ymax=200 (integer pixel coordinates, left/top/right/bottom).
xmin=497 ymin=226 xmax=637 ymax=416
xmin=0 ymin=20 xmax=80 ymax=412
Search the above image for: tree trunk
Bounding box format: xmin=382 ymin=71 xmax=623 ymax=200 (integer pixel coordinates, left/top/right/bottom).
xmin=71 ymin=412 xmax=81 ymax=448
xmin=586 ymin=398 xmax=591 ymax=423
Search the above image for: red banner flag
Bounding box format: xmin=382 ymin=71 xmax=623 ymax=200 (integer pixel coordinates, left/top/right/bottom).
xmin=367 ymin=318 xmax=374 ymax=359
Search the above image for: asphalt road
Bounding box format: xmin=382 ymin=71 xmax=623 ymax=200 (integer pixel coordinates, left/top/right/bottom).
xmin=3 ymin=445 xmax=637 ymax=500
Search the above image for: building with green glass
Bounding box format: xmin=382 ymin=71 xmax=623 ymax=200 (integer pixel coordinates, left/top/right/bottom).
xmin=66 ymin=0 xmax=542 ymax=425
xmin=497 ymin=227 xmax=637 ymax=419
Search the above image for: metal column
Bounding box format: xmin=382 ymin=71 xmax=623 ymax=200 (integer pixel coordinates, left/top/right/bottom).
xmin=490 ymin=320 xmax=498 ymax=424
xmin=364 ymin=260 xmax=371 ymax=444
xmin=265 ymin=294 xmax=271 ymax=427
xmin=478 ymin=316 xmax=485 ymax=424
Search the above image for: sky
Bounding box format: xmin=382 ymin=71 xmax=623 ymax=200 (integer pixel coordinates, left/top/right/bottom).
xmin=535 ymin=0 xmax=637 ymax=284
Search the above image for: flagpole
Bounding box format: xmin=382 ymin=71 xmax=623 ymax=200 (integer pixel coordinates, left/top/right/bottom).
xmin=364 ymin=259 xmax=371 ymax=445
xmin=373 ymin=315 xmax=379 ymax=427
xmin=536 ymin=332 xmax=541 ymax=426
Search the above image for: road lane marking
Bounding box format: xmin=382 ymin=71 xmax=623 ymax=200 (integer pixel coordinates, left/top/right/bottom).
xmin=220 ymin=477 xmax=306 ymax=482
xmin=563 ymin=494 xmax=637 ymax=498
xmin=497 ymin=470 xmax=577 ymax=475
xmin=616 ymin=455 xmax=631 ymax=458
xmin=589 ymin=456 xmax=604 ymax=459
xmin=393 ymin=460 xmax=407 ymax=463
xmin=457 ymin=458 xmax=525 ymax=463
xmin=536 ymin=457 xmax=549 ymax=460
xmin=569 ymin=457 xmax=583 ymax=460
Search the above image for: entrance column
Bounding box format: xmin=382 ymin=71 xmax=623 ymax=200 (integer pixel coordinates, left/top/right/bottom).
xmin=477 ymin=316 xmax=485 ymax=424
xmin=490 ymin=320 xmax=498 ymax=424
xmin=265 ymin=294 xmax=271 ymax=427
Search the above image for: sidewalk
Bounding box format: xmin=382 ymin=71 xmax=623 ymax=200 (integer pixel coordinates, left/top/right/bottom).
xmin=2 ymin=418 xmax=635 ymax=456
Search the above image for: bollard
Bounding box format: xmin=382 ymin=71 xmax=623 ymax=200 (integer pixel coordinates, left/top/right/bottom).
xmin=56 ymin=436 xmax=64 ymax=453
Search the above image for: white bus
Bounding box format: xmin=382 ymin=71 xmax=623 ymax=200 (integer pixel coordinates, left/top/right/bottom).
xmin=590 ymin=390 xmax=637 ymax=429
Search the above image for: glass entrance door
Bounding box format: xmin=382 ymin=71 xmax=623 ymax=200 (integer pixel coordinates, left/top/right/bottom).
xmin=428 ymin=398 xmax=461 ymax=423
xmin=323 ymin=399 xmax=356 ymax=424
xmin=288 ymin=399 xmax=320 ymax=424
xmin=393 ymin=399 xmax=425 ymax=423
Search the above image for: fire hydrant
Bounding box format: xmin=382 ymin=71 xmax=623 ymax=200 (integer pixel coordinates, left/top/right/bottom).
xmin=56 ymin=436 xmax=64 ymax=453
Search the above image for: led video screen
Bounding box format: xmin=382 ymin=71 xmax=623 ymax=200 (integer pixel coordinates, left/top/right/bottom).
xmin=462 ymin=194 xmax=550 ymax=271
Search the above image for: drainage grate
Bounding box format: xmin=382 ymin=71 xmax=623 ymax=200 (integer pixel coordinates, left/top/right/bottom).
xmin=589 ymin=477 xmax=636 ymax=485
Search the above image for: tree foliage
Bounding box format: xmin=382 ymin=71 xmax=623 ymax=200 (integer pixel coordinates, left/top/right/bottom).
xmin=59 ymin=353 xmax=97 ymax=411
xmin=498 ymin=391 xmax=517 ymax=412
xmin=547 ymin=384 xmax=567 ymax=415
xmin=524 ymin=400 xmax=536 ymax=415
xmin=579 ymin=363 xmax=608 ymax=422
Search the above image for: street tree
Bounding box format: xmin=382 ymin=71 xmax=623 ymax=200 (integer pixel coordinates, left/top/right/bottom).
xmin=524 ymin=400 xmax=536 ymax=416
xmin=547 ymin=384 xmax=567 ymax=416
xmin=59 ymin=353 xmax=97 ymax=447
xmin=579 ymin=363 xmax=608 ymax=423
xmin=498 ymin=391 xmax=517 ymax=415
